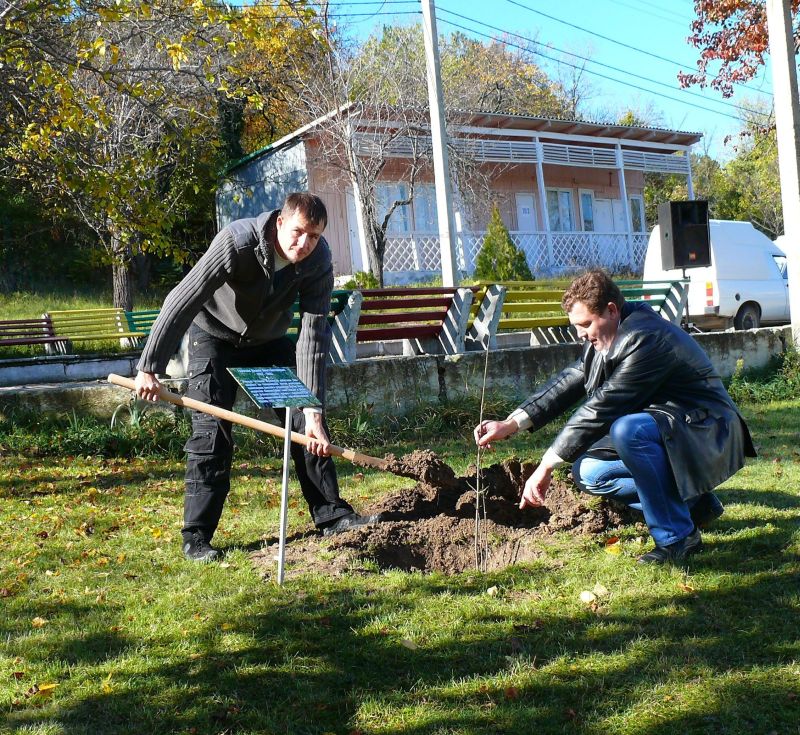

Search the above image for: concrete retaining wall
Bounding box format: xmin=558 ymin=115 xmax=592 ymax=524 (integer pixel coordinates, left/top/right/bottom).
xmin=0 ymin=326 xmax=790 ymax=419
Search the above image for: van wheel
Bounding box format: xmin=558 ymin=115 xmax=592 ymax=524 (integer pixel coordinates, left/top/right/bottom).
xmin=734 ymin=303 xmax=761 ymax=330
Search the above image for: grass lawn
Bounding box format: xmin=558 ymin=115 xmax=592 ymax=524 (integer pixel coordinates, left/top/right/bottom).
xmin=0 ymin=399 xmax=798 ymax=735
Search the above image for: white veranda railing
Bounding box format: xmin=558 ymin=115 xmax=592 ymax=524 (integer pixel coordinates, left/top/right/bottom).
xmin=383 ymin=231 xmax=649 ymax=278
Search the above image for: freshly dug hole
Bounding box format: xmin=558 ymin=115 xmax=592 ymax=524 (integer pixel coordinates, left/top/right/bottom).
xmin=252 ymin=450 xmax=636 ymax=579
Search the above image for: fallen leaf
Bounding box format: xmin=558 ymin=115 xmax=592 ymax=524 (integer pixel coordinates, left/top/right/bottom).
xmin=504 ymin=686 xmax=520 ymax=700
xmin=679 ymin=582 xmax=695 ymax=593
xmin=400 ymin=639 xmax=419 ymax=650
xmin=31 ymin=617 xmax=48 ymax=628
xmin=27 ymin=683 xmax=58 ymax=698
xmin=486 ymin=585 xmax=499 ymax=596
xmin=12 ymin=672 xmax=24 ymax=680
xmin=579 ymin=591 xmax=596 ymax=604
xmin=604 ymin=537 xmax=621 ymax=555
xmin=592 ymin=583 xmax=609 ymax=597
xmin=102 ymin=672 xmax=113 ymax=694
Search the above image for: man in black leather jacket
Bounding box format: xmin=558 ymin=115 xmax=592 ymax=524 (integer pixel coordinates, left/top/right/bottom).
xmin=475 ymin=269 xmax=755 ymax=564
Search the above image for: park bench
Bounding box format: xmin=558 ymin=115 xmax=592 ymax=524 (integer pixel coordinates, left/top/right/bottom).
xmin=43 ymin=308 xmax=160 ymax=355
xmin=330 ymin=286 xmax=474 ymax=363
xmin=467 ymin=279 xmax=689 ymax=347
xmin=0 ymin=316 xmax=61 ymax=350
xmin=284 ymin=289 xmax=359 ymax=365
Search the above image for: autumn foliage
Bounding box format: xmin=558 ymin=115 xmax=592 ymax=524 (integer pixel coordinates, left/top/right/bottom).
xmin=680 ymin=0 xmax=800 ymax=97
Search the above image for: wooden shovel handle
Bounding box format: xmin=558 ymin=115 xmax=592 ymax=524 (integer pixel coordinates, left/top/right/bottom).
xmin=107 ymin=373 xmax=386 ymax=470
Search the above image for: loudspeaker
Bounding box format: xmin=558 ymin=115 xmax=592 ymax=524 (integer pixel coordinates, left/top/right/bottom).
xmin=657 ymin=200 xmax=711 ymax=270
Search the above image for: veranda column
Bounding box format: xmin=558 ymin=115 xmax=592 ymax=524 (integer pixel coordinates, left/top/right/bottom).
xmin=615 ymin=144 xmax=635 ymax=269
xmin=534 ymin=140 xmax=553 ymax=270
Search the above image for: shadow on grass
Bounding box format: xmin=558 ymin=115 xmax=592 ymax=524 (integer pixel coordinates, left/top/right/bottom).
xmin=4 ymin=505 xmax=799 ymax=735
xmin=3 ymin=412 xmax=799 ymax=734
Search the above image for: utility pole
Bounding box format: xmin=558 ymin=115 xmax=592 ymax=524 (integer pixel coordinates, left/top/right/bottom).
xmin=421 ymin=0 xmax=458 ymax=286
xmin=766 ymin=0 xmax=800 ymax=346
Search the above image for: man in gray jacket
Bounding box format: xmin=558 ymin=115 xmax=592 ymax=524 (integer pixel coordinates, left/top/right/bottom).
xmin=475 ymin=269 xmax=755 ymax=565
xmin=136 ymin=192 xmax=376 ymax=561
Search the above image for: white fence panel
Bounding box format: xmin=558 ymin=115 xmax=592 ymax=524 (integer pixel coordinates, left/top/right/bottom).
xmin=383 ymin=230 xmax=647 ymax=279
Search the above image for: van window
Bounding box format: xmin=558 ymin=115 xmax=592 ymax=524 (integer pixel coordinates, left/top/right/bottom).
xmin=773 ymin=254 xmax=788 ymax=279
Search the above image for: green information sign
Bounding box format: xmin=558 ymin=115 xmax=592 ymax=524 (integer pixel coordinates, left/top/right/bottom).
xmin=227 ymin=367 xmax=321 ymax=409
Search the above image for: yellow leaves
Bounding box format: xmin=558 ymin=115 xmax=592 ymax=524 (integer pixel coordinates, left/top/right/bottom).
xmin=580 ymin=582 xmax=610 ymax=608
xmin=25 ymin=682 xmax=58 ymax=699
xmin=31 ymin=617 xmax=48 ymax=628
xmin=165 ymin=43 xmax=188 ymax=71
xmin=604 ymin=535 xmax=621 ymax=554
xmin=101 ymin=672 xmax=114 ymax=694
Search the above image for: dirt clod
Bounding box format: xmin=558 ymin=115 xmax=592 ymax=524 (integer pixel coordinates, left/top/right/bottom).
xmin=251 ymin=452 xmax=636 ymax=580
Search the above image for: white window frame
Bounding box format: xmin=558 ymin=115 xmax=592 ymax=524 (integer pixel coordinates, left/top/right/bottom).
xmin=546 ymin=188 xmax=576 ymax=232
xmin=579 ymin=189 xmax=595 ymax=232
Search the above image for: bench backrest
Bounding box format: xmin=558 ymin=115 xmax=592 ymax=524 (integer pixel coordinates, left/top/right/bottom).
xmin=0 ymin=317 xmax=58 ymax=348
xmin=466 ymin=279 xmax=689 ymax=348
xmin=285 ymin=289 xmax=352 ymax=342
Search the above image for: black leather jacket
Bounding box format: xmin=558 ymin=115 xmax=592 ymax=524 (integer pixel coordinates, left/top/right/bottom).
xmin=517 ymin=301 xmax=755 ymax=499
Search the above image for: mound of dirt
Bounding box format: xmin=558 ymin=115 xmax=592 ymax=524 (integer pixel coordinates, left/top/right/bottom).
xmin=251 ymin=453 xmax=637 ymax=580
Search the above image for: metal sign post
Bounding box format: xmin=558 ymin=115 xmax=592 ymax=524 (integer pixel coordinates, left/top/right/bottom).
xmin=227 ymin=367 xmax=321 ymax=585
xmin=277 ymin=408 xmax=293 ymax=585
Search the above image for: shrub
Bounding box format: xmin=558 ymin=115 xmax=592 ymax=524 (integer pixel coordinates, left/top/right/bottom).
xmin=474 ymin=205 xmax=533 ymax=281
xmin=726 ymin=346 xmax=800 ymax=404
xmin=341 ymin=270 xmax=380 ymax=290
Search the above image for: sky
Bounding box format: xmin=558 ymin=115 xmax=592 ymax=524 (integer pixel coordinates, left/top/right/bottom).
xmin=324 ymin=0 xmax=775 ymax=161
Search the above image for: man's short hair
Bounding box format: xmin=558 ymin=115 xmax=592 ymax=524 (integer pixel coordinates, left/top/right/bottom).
xmin=282 ymin=192 xmax=328 ymax=227
xmin=561 ymin=269 xmax=624 ymax=315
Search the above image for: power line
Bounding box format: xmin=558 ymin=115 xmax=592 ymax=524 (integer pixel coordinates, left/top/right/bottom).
xmin=501 ymin=0 xmax=773 ymax=98
xmin=605 ymin=0 xmax=686 ymax=28
xmin=437 ymin=15 xmax=753 ymax=124
xmin=437 ymin=6 xmax=769 ymax=120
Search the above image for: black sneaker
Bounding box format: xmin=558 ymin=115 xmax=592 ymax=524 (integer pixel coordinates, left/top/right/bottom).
xmin=182 ymin=531 xmax=221 ymax=562
xmin=689 ymin=493 xmax=724 ymax=528
xmin=637 ymin=527 xmax=703 ymax=565
xmin=321 ymin=513 xmax=381 ymax=537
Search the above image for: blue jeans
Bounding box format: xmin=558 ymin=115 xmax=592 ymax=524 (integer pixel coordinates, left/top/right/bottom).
xmin=572 ymin=413 xmax=694 ymax=547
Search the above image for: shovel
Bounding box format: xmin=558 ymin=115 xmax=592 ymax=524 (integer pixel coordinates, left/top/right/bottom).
xmin=107 ymin=373 xmax=387 ymax=470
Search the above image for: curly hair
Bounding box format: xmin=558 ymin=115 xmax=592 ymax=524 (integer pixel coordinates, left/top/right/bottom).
xmin=561 ymin=269 xmax=624 ymax=315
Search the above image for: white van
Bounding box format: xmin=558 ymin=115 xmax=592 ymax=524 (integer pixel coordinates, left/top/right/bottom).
xmin=643 ymin=219 xmax=789 ymax=330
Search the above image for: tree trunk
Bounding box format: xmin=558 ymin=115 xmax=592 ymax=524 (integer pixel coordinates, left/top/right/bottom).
xmin=367 ymin=224 xmax=385 ymax=287
xmin=111 ymin=232 xmax=134 ymax=310
xmin=134 ymin=252 xmax=152 ymax=291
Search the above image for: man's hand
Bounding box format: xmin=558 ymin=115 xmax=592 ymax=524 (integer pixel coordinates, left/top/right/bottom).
xmin=519 ymin=447 xmax=562 ymax=509
xmin=135 ymin=371 xmax=162 ymax=402
xmin=304 ymin=410 xmax=332 ymax=457
xmin=474 ymin=418 xmax=518 ymax=449
xmin=520 ymin=462 xmax=552 ymax=509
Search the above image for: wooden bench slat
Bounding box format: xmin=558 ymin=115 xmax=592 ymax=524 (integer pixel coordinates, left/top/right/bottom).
xmin=0 ymin=336 xmax=63 ymax=347
xmin=500 ymin=302 xmax=563 ymax=313
xmin=359 ymin=309 xmax=448 ymax=326
xmin=360 ymin=296 xmax=453 ymax=310
xmin=356 ymin=324 xmax=442 ymax=341
xmin=360 ymin=287 xmax=458 ymax=297
xmin=498 ymin=316 xmax=570 ymax=329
